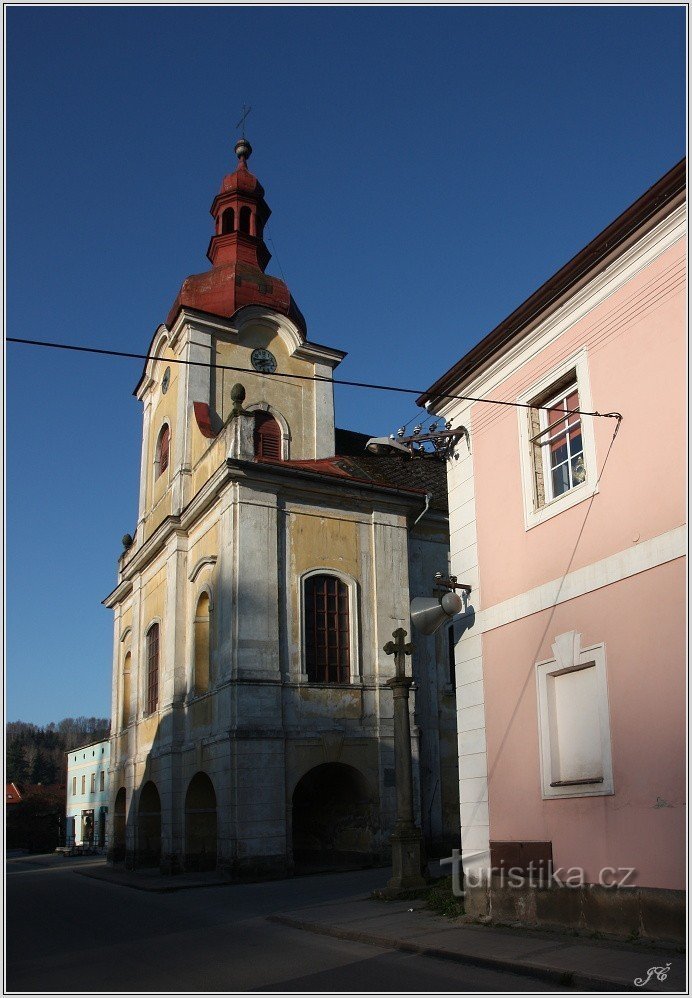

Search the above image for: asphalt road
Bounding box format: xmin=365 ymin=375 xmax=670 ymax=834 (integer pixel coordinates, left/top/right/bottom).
xmin=6 ymin=854 xmax=565 ymax=992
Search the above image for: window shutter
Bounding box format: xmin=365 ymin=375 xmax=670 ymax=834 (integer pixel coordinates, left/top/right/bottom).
xmin=157 ymin=425 xmax=170 ymax=476
xmin=529 ymin=407 xmax=545 ymax=509
xmin=254 ymin=412 xmax=282 ymax=460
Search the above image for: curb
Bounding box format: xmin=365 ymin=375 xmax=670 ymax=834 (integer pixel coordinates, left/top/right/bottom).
xmin=74 ymin=868 xmax=236 ymax=893
xmin=268 ymin=913 xmax=654 ymax=992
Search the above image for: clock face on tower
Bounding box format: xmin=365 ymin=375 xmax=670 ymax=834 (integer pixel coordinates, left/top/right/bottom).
xmin=251 ymin=348 xmax=277 ymax=374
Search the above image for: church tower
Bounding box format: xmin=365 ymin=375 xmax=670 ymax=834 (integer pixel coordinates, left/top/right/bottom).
xmin=104 ymin=137 xmax=459 ymax=876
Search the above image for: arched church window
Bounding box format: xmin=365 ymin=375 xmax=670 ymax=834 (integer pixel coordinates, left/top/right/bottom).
xmin=193 ymin=592 xmax=211 ymax=694
xmin=221 ymin=208 xmax=234 ymax=234
xmin=304 ymin=575 xmax=350 ymax=684
xmin=253 ymin=412 xmax=282 ymax=460
xmin=121 ymin=651 xmax=132 ymax=728
xmin=146 ymin=623 xmax=159 ymax=715
xmin=239 ymin=206 xmax=252 ymax=234
xmin=156 ymin=425 xmax=170 ymax=478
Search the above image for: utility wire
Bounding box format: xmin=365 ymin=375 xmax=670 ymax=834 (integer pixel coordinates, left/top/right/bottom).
xmin=6 ymin=336 xmax=623 ymax=422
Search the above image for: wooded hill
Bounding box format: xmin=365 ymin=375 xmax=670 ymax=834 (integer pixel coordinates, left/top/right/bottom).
xmin=6 ymin=717 xmax=110 ymax=787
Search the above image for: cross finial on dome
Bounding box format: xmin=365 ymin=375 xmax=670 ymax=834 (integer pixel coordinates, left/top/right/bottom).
xmin=234 ymin=104 xmax=253 ymax=166
xmin=236 ymin=103 xmax=252 ymax=136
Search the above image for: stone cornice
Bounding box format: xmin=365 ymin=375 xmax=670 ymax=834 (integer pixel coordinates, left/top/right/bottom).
xmin=104 ymin=454 xmax=441 ymax=605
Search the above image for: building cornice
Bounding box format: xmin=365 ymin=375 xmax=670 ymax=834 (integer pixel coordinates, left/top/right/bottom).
xmin=476 ymin=525 xmax=685 ymax=635
xmin=432 ymin=201 xmax=685 ymax=420
xmin=419 ymin=159 xmax=686 ymax=408
xmin=104 ymin=455 xmax=440 ymax=603
xmin=225 ymin=457 xmax=432 ymax=511
xmin=103 ymin=579 xmax=133 ymax=609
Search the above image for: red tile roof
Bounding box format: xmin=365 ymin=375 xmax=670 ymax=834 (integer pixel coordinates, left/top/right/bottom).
xmin=6 ymin=782 xmax=22 ymax=804
xmin=254 ymin=447 xmax=448 ymax=512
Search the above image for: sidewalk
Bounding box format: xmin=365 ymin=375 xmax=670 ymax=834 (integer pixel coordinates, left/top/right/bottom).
xmin=268 ymin=895 xmax=686 ymax=992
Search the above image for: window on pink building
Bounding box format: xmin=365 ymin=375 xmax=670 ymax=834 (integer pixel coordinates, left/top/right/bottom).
xmin=529 ymin=376 xmax=586 ymax=506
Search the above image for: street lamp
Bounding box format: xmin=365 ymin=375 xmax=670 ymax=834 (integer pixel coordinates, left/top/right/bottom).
xmin=410 ymin=574 xmax=471 ymax=636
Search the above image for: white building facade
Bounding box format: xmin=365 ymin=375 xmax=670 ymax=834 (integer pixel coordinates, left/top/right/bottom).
xmin=66 ymin=738 xmax=111 ymax=849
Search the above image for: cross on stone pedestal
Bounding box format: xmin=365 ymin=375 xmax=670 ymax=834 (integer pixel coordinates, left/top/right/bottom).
xmin=381 ymin=628 xmax=428 ymax=896
xmin=383 ymin=628 xmax=414 ymax=680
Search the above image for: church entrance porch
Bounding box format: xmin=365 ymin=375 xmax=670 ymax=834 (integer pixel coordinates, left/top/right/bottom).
xmin=184 ymin=772 xmax=217 ymax=871
xmin=291 ymin=763 xmax=381 ymax=872
xmin=136 ymin=781 xmax=161 ymax=868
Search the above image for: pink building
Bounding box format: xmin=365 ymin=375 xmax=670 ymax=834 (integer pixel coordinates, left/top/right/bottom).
xmin=420 ymin=160 xmax=686 ymax=899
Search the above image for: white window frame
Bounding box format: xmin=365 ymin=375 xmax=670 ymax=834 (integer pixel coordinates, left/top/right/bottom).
xmin=536 ymin=633 xmax=613 ymax=800
xmin=298 ymin=569 xmax=361 ymax=685
xmin=516 ymin=349 xmax=598 ymax=530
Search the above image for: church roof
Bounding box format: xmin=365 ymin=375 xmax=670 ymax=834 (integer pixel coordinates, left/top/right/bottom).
xmin=256 ymin=427 xmax=449 ymax=512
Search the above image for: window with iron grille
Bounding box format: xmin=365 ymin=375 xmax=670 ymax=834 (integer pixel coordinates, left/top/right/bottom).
xmin=146 ymin=623 xmax=159 ymax=714
xmin=304 ymin=574 xmax=350 ymax=684
xmin=529 ymin=376 xmax=586 ymax=508
xmin=156 ymin=424 xmax=170 ymax=477
xmin=253 ymin=412 xmax=282 ymax=460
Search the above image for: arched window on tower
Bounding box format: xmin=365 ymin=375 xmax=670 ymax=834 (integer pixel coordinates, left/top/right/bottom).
xmin=254 ymin=412 xmax=282 ymax=460
xmin=155 ymin=425 xmax=170 ymax=478
xmin=145 ymin=623 xmax=159 ymax=715
xmin=239 ymin=206 xmax=252 ymax=234
xmin=193 ymin=592 xmax=211 ymax=694
xmin=221 ymin=208 xmax=234 ymax=234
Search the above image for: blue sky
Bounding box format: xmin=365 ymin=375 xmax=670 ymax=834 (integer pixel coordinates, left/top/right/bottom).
xmin=6 ymin=6 xmax=685 ymax=724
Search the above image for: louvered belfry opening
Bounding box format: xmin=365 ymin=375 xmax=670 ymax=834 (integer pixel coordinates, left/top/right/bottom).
xmin=157 ymin=424 xmax=170 ymax=476
xmin=253 ymin=411 xmax=282 ymax=459
xmin=305 ymin=574 xmax=350 ymax=684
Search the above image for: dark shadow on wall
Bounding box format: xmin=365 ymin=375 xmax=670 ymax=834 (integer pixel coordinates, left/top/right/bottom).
xmin=184 ymin=771 xmax=217 ymax=871
xmin=292 ymin=762 xmax=382 ymax=873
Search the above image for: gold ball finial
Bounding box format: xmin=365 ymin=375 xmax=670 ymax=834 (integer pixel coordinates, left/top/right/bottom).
xmin=235 ymin=138 xmax=252 ymax=163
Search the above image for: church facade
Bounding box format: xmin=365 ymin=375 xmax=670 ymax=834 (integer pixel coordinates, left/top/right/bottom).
xmin=103 ymin=138 xmax=459 ymax=876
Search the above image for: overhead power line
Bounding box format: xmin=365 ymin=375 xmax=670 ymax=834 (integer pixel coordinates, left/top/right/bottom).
xmin=6 ymin=336 xmax=623 ymax=422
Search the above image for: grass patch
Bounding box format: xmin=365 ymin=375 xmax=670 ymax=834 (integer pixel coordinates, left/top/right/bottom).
xmin=426 ymin=876 xmax=465 ymax=919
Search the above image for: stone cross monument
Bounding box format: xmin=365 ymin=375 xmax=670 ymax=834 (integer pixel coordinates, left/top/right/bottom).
xmin=382 ymin=627 xmax=428 ymax=894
